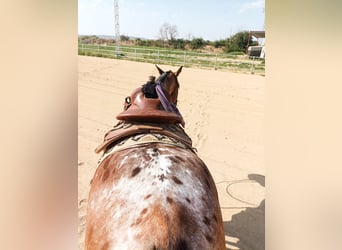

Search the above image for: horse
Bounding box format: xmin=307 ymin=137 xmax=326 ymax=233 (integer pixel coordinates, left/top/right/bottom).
xmin=85 ymin=65 xmax=226 ymax=250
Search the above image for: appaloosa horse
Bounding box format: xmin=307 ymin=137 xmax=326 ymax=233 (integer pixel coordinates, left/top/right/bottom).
xmin=85 ymin=65 xmax=225 ymax=250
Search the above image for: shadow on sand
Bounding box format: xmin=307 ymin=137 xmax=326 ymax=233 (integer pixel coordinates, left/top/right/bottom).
xmin=224 ymin=174 xmax=265 ymax=250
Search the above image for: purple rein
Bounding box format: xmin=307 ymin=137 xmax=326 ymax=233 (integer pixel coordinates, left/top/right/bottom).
xmin=155 ymin=79 xmax=185 ymax=127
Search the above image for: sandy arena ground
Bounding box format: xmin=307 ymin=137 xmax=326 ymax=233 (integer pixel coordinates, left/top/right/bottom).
xmin=78 ymin=55 xmax=265 ymax=250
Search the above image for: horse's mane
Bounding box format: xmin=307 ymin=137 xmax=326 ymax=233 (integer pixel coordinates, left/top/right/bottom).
xmin=141 ymin=76 xmax=158 ymax=98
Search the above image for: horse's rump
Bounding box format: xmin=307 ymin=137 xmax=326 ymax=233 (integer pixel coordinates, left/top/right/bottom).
xmin=86 ymin=143 xmax=225 ymax=250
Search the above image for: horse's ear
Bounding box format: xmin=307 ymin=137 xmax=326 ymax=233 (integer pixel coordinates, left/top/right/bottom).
xmin=155 ymin=65 xmax=164 ymax=75
xmin=175 ymin=66 xmax=183 ymax=77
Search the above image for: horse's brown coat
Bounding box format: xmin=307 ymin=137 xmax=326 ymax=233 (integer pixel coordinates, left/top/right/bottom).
xmin=85 ymin=67 xmax=225 ymax=250
xmin=86 ymin=144 xmax=225 ymax=249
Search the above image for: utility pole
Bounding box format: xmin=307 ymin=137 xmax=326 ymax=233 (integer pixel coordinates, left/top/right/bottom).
xmin=114 ymin=0 xmax=120 ymax=57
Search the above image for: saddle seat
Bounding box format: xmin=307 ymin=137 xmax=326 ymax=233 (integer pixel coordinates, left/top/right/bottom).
xmin=116 ymin=88 xmax=183 ymax=124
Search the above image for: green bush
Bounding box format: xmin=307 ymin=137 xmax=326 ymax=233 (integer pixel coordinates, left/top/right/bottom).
xmin=190 ymin=38 xmax=205 ymax=50
xmin=224 ymin=31 xmax=257 ymax=53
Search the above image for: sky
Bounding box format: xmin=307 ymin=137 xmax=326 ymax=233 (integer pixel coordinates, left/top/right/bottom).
xmin=78 ymin=0 xmax=265 ymax=41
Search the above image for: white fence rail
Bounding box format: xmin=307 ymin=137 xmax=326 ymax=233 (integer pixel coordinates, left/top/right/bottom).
xmin=78 ymin=44 xmax=264 ymax=74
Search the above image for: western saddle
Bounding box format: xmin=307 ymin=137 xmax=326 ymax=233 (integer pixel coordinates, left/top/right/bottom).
xmin=95 ymin=78 xmax=192 ymax=154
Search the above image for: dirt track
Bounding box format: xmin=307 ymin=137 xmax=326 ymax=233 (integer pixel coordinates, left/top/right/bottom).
xmin=78 ymin=55 xmax=265 ymax=250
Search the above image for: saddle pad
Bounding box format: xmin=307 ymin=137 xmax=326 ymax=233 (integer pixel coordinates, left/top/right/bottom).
xmin=97 ymin=133 xmax=191 ymax=165
xmin=95 ymin=122 xmax=193 ymax=154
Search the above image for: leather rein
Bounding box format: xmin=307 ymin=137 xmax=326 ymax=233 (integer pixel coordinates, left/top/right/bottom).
xmin=155 ymin=71 xmax=185 ymax=127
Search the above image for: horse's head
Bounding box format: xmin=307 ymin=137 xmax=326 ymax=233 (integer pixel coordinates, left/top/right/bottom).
xmin=155 ymin=65 xmax=183 ymax=105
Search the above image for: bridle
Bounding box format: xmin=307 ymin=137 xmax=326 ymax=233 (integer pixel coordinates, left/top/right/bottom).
xmin=155 ymin=71 xmax=185 ymax=127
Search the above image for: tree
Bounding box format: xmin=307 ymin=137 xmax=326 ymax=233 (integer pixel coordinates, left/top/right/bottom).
xmin=225 ymin=31 xmax=257 ymax=53
xmin=212 ymin=39 xmax=228 ymax=48
xmin=120 ymin=35 xmax=130 ymax=41
xmin=159 ymin=23 xmax=178 ymax=42
xmin=190 ymin=37 xmax=205 ymax=50
xmin=170 ymin=38 xmax=186 ymax=49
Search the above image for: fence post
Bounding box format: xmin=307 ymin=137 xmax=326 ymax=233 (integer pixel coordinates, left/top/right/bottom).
xmin=214 ymin=54 xmax=218 ymax=69
xmin=135 ymin=48 xmax=137 ymax=60
xmin=183 ymin=51 xmax=186 ymax=66
xmin=157 ymin=50 xmax=160 ymax=64
xmin=250 ymin=56 xmax=255 ymax=74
